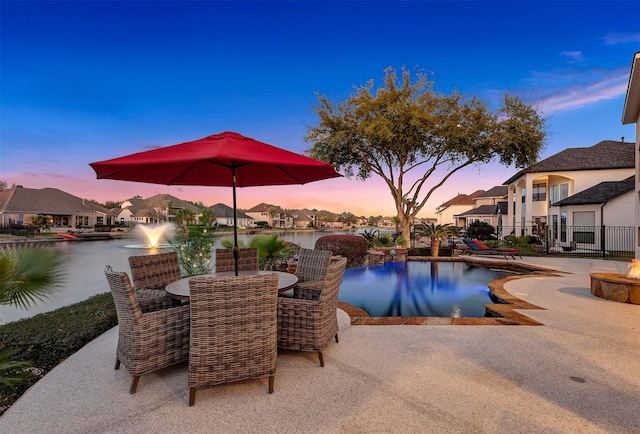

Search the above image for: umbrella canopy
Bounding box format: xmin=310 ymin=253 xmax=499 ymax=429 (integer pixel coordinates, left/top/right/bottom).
xmin=89 ymin=132 xmax=342 ymax=274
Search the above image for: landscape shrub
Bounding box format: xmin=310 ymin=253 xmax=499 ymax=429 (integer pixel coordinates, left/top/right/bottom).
xmin=0 ymin=293 xmax=117 ymax=415
xmin=314 ymin=234 xmax=368 ymax=268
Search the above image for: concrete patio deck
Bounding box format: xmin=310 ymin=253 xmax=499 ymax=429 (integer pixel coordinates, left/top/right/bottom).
xmin=0 ymin=257 xmax=638 ymax=433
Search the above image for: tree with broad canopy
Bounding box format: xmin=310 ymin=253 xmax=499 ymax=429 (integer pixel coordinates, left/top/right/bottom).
xmin=305 ymin=67 xmax=546 ymax=246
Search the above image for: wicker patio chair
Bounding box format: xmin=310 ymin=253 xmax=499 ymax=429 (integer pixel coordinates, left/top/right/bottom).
xmin=293 ymin=248 xmax=332 ymax=285
xmin=214 ymin=247 xmax=259 ymax=272
xmin=277 ymin=256 xmax=347 ymax=367
xmin=188 ymin=273 xmax=279 ymax=406
xmin=128 ymin=251 xmax=182 ymax=312
xmin=104 ymin=265 xmax=190 ymax=394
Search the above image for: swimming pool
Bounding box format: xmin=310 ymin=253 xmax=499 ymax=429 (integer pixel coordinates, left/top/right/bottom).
xmin=338 ymin=261 xmax=508 ymax=318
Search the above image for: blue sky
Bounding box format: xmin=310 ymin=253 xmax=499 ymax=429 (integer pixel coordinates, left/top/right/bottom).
xmin=1 ymin=1 xmax=639 ymax=217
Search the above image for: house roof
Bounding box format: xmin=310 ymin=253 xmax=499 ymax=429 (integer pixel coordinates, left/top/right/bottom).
xmin=0 ymin=187 xmax=110 ymax=214
xmin=476 ymin=186 xmax=508 ymax=198
xmin=553 ymin=176 xmax=635 ymax=206
xmin=436 ymin=190 xmax=485 ymax=210
xmin=245 ymin=203 xmax=281 ymax=213
xmin=144 ymin=194 xmax=201 ymax=213
xmin=210 ymin=203 xmax=251 ymax=220
xmin=622 ymin=51 xmax=640 ymax=124
xmin=503 ymin=140 xmax=634 ymax=185
xmin=455 ymin=204 xmax=498 ymax=217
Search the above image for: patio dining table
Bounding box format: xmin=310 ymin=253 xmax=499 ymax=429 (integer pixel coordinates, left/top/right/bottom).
xmin=165 ymin=270 xmax=298 ymax=301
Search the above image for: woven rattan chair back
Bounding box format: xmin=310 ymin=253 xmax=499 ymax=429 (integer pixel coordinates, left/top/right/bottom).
xmin=294 ymin=248 xmax=332 ymax=283
xmin=214 ymin=248 xmax=259 ymax=272
xmin=127 ymin=251 xmax=182 ymax=312
xmin=188 ymin=273 xmax=279 ymax=405
xmin=104 ymin=265 xmax=190 ymax=395
xmin=277 ymin=257 xmax=347 ymax=367
xmin=128 ymin=251 xmax=182 ymax=289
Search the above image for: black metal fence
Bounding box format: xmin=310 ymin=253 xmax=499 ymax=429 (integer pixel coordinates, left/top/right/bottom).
xmin=488 ymin=225 xmax=635 ymax=259
xmin=0 ymin=226 xmax=36 ymax=238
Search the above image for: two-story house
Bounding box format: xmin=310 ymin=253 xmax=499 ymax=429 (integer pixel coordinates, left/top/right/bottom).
xmin=244 ymin=203 xmax=294 ymax=228
xmin=622 ymin=50 xmax=640 ymax=259
xmin=435 ymin=190 xmax=485 ymax=226
xmin=503 ymin=140 xmax=635 ymax=242
xmin=453 ymin=186 xmax=508 ymax=229
xmin=116 ymin=194 xmax=201 ymax=225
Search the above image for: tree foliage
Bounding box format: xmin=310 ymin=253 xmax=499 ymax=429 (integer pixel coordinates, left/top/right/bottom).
xmin=306 ymin=66 xmax=546 ymax=245
xmin=466 ymin=221 xmax=496 ymax=240
xmin=199 ymin=208 xmax=215 ymax=227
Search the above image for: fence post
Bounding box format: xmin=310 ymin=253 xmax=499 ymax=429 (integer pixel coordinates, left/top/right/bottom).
xmin=601 ymin=225 xmax=606 ymax=259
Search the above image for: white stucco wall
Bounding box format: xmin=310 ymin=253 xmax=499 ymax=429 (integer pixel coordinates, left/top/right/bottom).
xmin=604 ymin=192 xmax=636 ymax=227
xmin=436 ymin=204 xmax=472 ymax=226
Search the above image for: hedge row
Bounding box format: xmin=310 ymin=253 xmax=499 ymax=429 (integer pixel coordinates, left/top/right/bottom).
xmin=0 ymin=293 xmax=117 ymax=414
xmin=314 ymin=234 xmax=369 ymax=268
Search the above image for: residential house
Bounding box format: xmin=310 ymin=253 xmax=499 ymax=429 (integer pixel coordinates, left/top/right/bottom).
xmin=435 ymin=190 xmax=485 ymax=226
xmin=292 ymin=209 xmax=316 ymax=229
xmin=454 ymin=186 xmax=508 ymax=229
xmin=209 ymin=203 xmax=253 ymax=228
xmin=116 ymin=194 xmax=201 ymax=225
xmin=244 ymin=203 xmax=294 ymax=228
xmin=503 ymin=140 xmax=634 ymax=243
xmin=355 ymin=216 xmax=369 ymax=227
xmin=622 ymin=50 xmax=640 ymax=259
xmin=550 ymin=176 xmax=635 ymax=252
xmin=0 ymin=186 xmax=112 ymax=229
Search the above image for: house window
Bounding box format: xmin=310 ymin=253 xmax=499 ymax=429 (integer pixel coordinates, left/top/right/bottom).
xmin=532 ymin=183 xmax=546 ymax=201
xmin=560 ymin=183 xmax=569 ymax=200
xmin=552 ymin=215 xmax=558 ymax=241
xmin=521 ymin=187 xmax=526 ymax=203
xmin=560 ymin=212 xmax=567 ymax=243
xmin=573 ymin=211 xmax=595 ymax=245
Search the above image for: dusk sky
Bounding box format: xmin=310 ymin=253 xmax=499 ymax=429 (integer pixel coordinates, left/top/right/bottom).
xmin=1 ymin=1 xmax=639 ymax=217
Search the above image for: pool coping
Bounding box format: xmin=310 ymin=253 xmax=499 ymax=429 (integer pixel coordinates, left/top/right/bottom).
xmin=338 ymin=256 xmax=564 ymax=326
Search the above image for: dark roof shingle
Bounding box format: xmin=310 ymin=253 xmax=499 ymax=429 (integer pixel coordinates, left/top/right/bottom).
xmin=553 ymin=176 xmax=635 ymax=206
xmin=504 ymin=140 xmax=634 ymax=185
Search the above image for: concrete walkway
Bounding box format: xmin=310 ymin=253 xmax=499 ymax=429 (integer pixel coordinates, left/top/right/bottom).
xmin=1 ymin=257 xmax=638 ymax=433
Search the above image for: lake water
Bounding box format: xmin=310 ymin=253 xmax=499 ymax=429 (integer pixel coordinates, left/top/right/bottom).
xmin=0 ymin=230 xmax=365 ymax=324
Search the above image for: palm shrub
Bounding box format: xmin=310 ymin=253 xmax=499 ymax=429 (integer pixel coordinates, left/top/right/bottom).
xmin=249 ymin=234 xmax=295 ymax=270
xmin=416 ymin=223 xmax=458 ymax=257
xmin=0 ymin=246 xmax=67 ymax=398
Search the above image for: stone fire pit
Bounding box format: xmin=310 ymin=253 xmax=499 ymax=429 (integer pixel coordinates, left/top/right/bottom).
xmin=590 ymin=273 xmax=640 ymax=305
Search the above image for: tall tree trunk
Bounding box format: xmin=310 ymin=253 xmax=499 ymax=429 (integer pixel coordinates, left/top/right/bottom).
xmin=431 ymin=237 xmax=440 ymax=257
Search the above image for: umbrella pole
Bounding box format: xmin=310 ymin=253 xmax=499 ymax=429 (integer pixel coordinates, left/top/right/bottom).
xmin=232 ymin=165 xmax=239 ymax=276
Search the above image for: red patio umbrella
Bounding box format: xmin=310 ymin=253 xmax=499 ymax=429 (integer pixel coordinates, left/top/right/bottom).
xmin=89 ymin=131 xmax=342 ymax=274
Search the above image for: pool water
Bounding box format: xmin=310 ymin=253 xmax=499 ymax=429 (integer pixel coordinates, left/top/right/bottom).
xmin=338 ymin=261 xmax=508 ymax=318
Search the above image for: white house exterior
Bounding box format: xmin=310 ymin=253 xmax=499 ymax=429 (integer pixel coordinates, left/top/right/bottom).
xmin=245 ymin=203 xmax=294 ymax=228
xmin=210 ymin=203 xmax=253 ymax=228
xmin=435 ymin=190 xmax=485 ymax=226
xmin=622 ymin=50 xmax=640 ymax=259
xmin=116 ymin=194 xmax=201 ymax=225
xmin=551 ymin=177 xmax=635 ymax=252
xmin=454 ymin=186 xmax=508 ymax=229
xmin=503 ymin=140 xmax=635 ymax=243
